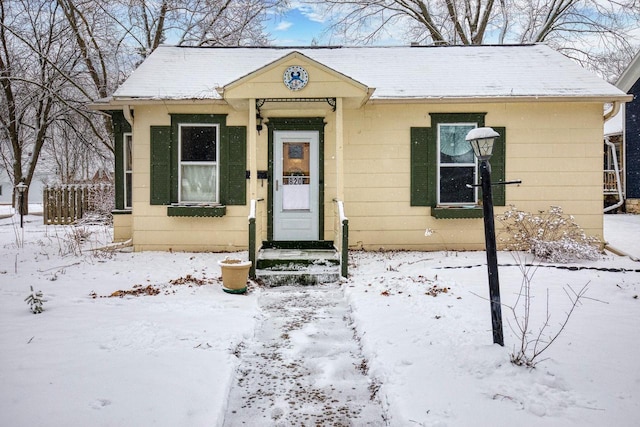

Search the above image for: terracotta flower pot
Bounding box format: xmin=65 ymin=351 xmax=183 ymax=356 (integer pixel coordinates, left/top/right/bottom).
xmin=218 ymin=258 xmax=251 ymax=294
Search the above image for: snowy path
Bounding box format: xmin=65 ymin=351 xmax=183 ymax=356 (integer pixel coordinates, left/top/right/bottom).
xmin=222 ymin=284 xmax=387 ymax=426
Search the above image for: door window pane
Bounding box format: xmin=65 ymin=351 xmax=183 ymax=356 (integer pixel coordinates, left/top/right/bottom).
xmin=282 ymin=142 xmax=310 ymax=210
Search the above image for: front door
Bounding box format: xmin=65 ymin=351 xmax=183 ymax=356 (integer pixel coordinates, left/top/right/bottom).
xmin=273 ymin=131 xmax=319 ymax=241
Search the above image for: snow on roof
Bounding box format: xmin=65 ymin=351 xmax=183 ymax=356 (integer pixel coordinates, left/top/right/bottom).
xmin=112 ymin=44 xmax=627 ymax=101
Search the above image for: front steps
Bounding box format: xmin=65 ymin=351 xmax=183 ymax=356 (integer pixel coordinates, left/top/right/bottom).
xmin=255 ymin=246 xmax=341 ymax=286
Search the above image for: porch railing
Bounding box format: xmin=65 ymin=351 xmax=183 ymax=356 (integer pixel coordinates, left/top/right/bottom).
xmin=334 ymin=199 xmax=349 ymax=278
xmin=248 ymin=198 xmax=264 ymax=278
xmin=604 ymin=170 xmax=622 ymax=195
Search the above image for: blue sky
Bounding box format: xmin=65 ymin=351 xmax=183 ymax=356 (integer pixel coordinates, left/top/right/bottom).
xmin=265 ymin=3 xmax=406 ymax=47
xmin=265 ymin=4 xmax=329 ymax=46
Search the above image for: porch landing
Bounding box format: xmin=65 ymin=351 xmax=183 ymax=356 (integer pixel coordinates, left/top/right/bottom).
xmin=255 ymin=248 xmax=341 ymax=286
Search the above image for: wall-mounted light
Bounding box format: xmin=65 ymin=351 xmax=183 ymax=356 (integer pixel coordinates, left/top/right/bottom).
xmin=256 ymin=112 xmax=263 ymax=135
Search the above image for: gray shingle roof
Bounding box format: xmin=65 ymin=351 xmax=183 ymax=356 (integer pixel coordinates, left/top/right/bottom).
xmin=112 ymin=44 xmax=627 ymax=101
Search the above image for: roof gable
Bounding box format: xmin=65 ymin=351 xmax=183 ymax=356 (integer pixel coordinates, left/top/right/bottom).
xmin=220 ymin=51 xmax=372 ymax=109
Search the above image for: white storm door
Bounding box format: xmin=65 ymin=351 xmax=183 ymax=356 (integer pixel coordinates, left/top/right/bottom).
xmin=273 ymin=131 xmax=319 ymax=241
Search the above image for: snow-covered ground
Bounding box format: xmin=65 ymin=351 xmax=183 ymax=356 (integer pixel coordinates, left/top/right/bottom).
xmin=0 ymin=209 xmax=638 ymax=426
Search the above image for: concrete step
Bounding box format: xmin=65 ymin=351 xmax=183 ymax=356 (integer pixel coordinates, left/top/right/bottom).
xmin=255 ymin=248 xmax=340 ymax=286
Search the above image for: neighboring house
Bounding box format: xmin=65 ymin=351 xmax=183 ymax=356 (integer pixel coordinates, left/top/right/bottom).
xmin=92 ymin=44 xmax=629 ymax=255
xmin=603 ymin=102 xmax=624 ymax=211
xmin=0 ymin=167 xmax=46 ymax=206
xmin=0 ymin=167 xmax=9 ymax=205
xmin=606 ymin=51 xmax=640 ymax=213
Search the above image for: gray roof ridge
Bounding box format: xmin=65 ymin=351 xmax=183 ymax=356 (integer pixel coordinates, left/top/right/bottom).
xmin=157 ymin=43 xmax=539 ymax=50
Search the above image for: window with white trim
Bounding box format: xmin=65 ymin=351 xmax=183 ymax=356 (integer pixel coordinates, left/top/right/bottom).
xmin=178 ymin=124 xmax=219 ymax=204
xmin=437 ymin=123 xmax=477 ymax=205
xmin=124 ymin=133 xmax=132 ymax=209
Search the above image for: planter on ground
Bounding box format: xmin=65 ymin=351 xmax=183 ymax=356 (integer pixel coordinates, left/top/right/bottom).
xmin=218 ymin=258 xmax=251 ymax=294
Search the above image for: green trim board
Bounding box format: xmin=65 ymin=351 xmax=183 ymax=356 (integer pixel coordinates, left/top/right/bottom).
xmin=432 ymin=207 xmax=483 ymax=219
xmin=266 ymin=118 xmax=326 ymax=241
xmin=150 ymin=126 xmax=172 ymax=205
xmin=167 ymin=205 xmax=226 ymax=217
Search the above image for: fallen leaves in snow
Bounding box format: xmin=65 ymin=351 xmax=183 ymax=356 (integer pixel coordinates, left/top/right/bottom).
xmin=90 ymin=274 xmax=219 ymax=298
xmin=108 ymin=285 xmax=160 ymax=298
xmin=425 ymin=285 xmax=451 ymax=297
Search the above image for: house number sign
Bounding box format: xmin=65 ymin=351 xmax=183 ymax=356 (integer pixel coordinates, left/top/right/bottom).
xmin=283 ymin=65 xmax=309 ymax=91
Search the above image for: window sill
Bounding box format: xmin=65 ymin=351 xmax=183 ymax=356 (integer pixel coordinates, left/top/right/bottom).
xmin=167 ymin=205 xmax=226 ymax=217
xmin=432 ymin=206 xmax=483 ymax=219
xmin=112 ymin=209 xmax=132 ymax=215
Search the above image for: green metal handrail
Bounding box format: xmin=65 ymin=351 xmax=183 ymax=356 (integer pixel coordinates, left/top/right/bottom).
xmin=335 ymin=199 xmax=349 ymax=278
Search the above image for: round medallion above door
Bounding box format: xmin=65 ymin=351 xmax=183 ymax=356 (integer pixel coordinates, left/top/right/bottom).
xmin=283 ymin=66 xmax=309 ymax=91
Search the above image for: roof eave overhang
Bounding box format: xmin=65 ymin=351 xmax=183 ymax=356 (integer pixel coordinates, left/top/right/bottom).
xmin=368 ymin=94 xmax=633 ymax=104
xmin=89 ymin=97 xmax=227 ymax=110
xmin=89 ymin=93 xmax=632 ymax=111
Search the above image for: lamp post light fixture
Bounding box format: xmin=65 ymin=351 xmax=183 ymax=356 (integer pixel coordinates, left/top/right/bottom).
xmin=16 ymin=180 xmax=28 ymax=229
xmin=466 ymin=127 xmax=504 ymax=346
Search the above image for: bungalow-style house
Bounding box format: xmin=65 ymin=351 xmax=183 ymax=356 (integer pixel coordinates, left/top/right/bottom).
xmin=604 ymin=51 xmax=640 ymax=213
xmin=92 ymin=44 xmax=629 ymax=278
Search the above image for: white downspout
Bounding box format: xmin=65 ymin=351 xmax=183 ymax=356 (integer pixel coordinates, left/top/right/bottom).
xmin=123 ymin=105 xmax=134 ymax=127
xmin=604 ymin=136 xmax=624 ymax=213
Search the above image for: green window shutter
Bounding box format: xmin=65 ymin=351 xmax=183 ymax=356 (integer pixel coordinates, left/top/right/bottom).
xmin=222 ymin=126 xmax=246 ymax=205
xmin=150 ymin=126 xmax=172 ymax=205
xmin=491 ymin=127 xmax=506 ymax=206
xmin=410 ymin=127 xmax=433 ymax=206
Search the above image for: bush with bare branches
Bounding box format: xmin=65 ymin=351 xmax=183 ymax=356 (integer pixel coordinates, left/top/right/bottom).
xmin=506 ymin=253 xmax=590 ymax=368
xmin=498 ymin=206 xmax=601 ymax=263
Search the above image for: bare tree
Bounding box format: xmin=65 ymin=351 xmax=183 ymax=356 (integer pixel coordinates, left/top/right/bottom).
xmin=94 ymin=0 xmax=287 ymax=58
xmin=308 ymin=0 xmax=639 ymax=79
xmin=0 ymin=0 xmax=69 ymax=213
xmin=0 ymin=0 xmax=117 ymax=213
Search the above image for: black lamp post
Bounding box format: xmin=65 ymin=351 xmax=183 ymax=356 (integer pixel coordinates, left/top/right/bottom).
xmin=16 ymin=180 xmax=28 ymax=229
xmin=466 ymin=127 xmax=504 ymax=346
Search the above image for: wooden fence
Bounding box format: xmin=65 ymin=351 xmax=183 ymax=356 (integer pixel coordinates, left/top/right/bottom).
xmin=43 ymin=184 xmax=113 ymax=225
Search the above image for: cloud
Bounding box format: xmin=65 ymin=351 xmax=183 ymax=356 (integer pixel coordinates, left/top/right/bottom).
xmin=290 ymin=2 xmax=327 ymax=24
xmin=275 ymin=21 xmax=293 ymax=31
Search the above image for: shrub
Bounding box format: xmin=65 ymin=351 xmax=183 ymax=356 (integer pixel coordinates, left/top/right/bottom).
xmin=498 ymin=205 xmax=601 ymax=263
xmin=81 ymin=184 xmax=114 ymax=225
